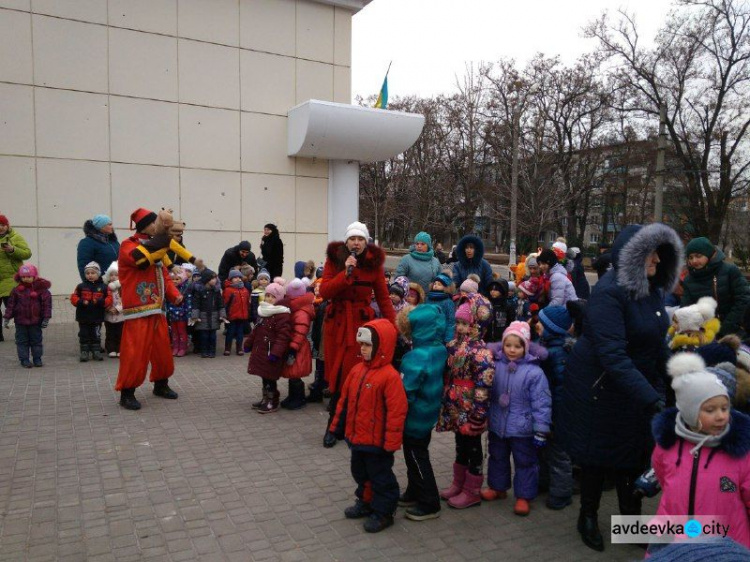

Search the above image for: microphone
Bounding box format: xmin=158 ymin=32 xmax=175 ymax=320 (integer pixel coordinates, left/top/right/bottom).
xmin=347 ymin=250 xmax=357 ymax=276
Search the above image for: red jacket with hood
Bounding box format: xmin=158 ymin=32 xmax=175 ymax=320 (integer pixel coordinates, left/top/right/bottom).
xmin=281 ymin=292 xmax=315 ymax=379
xmin=329 ymin=319 xmax=407 ymax=453
xmin=320 ymin=242 xmax=396 ymax=392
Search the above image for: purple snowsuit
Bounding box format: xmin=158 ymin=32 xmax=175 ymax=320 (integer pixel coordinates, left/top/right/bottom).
xmin=487 ymin=352 xmax=552 ymax=499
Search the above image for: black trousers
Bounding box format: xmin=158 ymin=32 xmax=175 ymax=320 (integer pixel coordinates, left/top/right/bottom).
xmin=579 ymin=465 xmax=643 ymax=517
xmin=351 ymin=450 xmax=399 ymax=517
xmin=403 ymin=434 xmax=440 ymax=513
xmin=104 ymin=321 xmax=123 ymax=353
xmin=78 ymin=322 xmax=101 ymax=345
xmin=455 ymin=433 xmax=483 ymax=475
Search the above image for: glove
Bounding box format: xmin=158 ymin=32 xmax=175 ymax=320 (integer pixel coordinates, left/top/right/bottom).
xmin=533 ymin=432 xmax=548 ymax=448
xmin=3 ymin=319 xmax=10 ymax=329
xmin=268 ymin=353 xmax=279 ymax=363
xmin=646 ymin=400 xmax=666 ymax=416
xmin=40 ymin=319 xmax=49 ymax=329
xmin=286 ymin=351 xmax=296 ymax=365
xmin=633 ymin=468 xmax=661 ymax=499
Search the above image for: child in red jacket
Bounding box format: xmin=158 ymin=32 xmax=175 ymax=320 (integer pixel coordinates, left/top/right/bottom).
xmin=223 ymin=270 xmax=250 ymax=356
xmin=329 ymin=319 xmax=408 ymax=533
xmin=280 ymin=278 xmax=315 ymax=410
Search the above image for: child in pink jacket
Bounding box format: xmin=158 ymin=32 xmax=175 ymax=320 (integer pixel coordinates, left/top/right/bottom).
xmin=651 ymin=352 xmax=750 ymax=549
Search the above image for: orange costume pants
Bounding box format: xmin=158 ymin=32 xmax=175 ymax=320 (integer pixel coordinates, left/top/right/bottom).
xmin=115 ymin=314 xmax=174 ymax=391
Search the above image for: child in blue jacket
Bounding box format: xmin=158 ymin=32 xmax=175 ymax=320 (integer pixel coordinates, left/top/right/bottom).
xmin=536 ymin=306 xmax=575 ymax=510
xmin=425 ymin=273 xmax=455 ymax=343
xmin=397 ymin=304 xmax=448 ymax=521
xmin=482 ymin=321 xmax=552 ymax=516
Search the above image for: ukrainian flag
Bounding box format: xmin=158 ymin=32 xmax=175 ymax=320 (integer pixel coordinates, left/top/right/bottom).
xmin=374 ymin=75 xmax=388 ymax=109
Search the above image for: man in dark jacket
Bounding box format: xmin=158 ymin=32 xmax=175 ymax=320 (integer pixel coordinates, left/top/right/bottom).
xmin=260 ymin=224 xmax=284 ymax=279
xmin=681 ymin=236 xmax=750 ymax=337
xmin=218 ymin=241 xmax=257 ymax=284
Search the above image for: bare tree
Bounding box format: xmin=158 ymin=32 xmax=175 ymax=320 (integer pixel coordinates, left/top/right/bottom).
xmin=588 ymin=0 xmax=750 ymax=239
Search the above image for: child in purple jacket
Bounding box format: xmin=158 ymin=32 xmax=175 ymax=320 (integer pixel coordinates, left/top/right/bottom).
xmin=3 ymin=264 xmax=52 ymax=368
xmin=481 ymin=321 xmax=552 ymax=516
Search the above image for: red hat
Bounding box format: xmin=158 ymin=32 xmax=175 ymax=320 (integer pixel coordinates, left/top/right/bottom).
xmin=0 ymin=214 xmax=8 ymax=226
xmin=129 ymin=208 xmax=157 ymax=231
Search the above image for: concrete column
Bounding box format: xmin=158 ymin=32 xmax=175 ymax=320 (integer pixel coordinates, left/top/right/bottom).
xmin=328 ymin=160 xmax=360 ymax=241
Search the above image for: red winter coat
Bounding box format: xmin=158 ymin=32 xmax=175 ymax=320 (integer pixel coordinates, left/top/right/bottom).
xmin=320 ymin=242 xmax=396 ymax=393
xmin=245 ymin=302 xmax=292 ymax=381
xmin=281 ymin=292 xmax=315 ymax=379
xmin=329 ymin=319 xmax=407 ymax=452
xmin=223 ymin=282 xmax=250 ymax=321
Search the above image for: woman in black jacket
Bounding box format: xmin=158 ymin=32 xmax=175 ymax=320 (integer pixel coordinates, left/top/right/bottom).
xmin=260 ymin=224 xmax=284 ymax=279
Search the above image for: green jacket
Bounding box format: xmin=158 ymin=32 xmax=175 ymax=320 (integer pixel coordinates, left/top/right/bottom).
xmin=400 ymin=304 xmax=448 ymax=438
xmin=681 ymin=247 xmax=750 ymax=336
xmin=0 ymin=228 xmax=32 ymax=298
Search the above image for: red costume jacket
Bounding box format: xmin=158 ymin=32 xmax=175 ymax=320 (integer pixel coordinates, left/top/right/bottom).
xmin=119 ymin=234 xmax=179 ymax=320
xmin=320 ymin=241 xmax=395 ymax=392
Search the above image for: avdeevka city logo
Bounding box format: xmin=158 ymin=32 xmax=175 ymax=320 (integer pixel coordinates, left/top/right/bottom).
xmin=684 ymin=519 xmax=702 ymax=538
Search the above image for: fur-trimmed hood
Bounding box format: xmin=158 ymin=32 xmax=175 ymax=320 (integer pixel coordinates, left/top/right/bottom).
xmin=455 ymin=235 xmax=485 ymax=268
xmin=614 ymin=223 xmax=683 ymax=299
xmin=653 ymin=407 xmax=750 ymax=458
xmin=326 ymin=241 xmax=385 ymax=272
xmin=11 ymin=276 xmax=51 ymax=291
xmin=82 ymin=219 xmax=118 ymax=243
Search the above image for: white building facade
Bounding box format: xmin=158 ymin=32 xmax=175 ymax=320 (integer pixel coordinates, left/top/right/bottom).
xmin=0 ymin=0 xmax=404 ymax=294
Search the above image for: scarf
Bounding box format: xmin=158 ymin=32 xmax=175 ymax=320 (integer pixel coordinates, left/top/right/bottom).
xmin=258 ymin=301 xmax=290 ymax=318
xmin=675 ymin=412 xmax=730 ymax=456
xmin=89 ymin=229 xmax=111 ymax=244
xmin=410 ymin=249 xmax=435 ymax=261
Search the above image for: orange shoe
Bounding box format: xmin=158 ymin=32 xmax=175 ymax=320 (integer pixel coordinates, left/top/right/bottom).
xmin=514 ymin=498 xmax=530 ymax=516
xmin=480 ymin=488 xmax=507 ymax=501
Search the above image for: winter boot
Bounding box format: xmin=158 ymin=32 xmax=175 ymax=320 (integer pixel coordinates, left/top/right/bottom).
xmin=363 ymin=513 xmax=394 ymax=533
xmin=307 ymin=362 xmax=326 ymax=402
xmin=153 ymin=379 xmax=178 ymax=399
xmin=176 ymin=337 xmax=186 ymax=357
xmin=344 ymin=499 xmax=373 ymax=519
xmin=171 ymin=335 xmax=179 ymax=356
xmin=447 ymin=472 xmax=483 ymax=509
xmin=577 ymin=511 xmax=604 ymax=552
xmin=257 ymin=390 xmax=279 ymax=414
xmin=119 ymin=388 xmax=141 ymax=411
xmin=480 ymin=488 xmax=507 ymax=501
xmin=440 ymin=463 xmax=468 ymax=501
xmin=91 ymin=343 xmax=103 ymax=361
xmin=513 ymin=498 xmax=530 ymax=516
xmin=79 ymin=344 xmax=90 ymax=362
xmin=223 ymin=345 xmax=231 ymax=356
xmin=282 ymin=379 xmax=306 ymax=410
xmin=251 ymin=392 xmax=265 ymax=410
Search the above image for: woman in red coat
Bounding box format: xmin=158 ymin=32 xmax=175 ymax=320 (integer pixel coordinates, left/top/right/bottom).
xmin=320 ymin=221 xmax=396 ymax=447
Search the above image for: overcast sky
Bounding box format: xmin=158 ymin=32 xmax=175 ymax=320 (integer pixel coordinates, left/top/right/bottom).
xmin=351 ymin=0 xmax=675 ymax=101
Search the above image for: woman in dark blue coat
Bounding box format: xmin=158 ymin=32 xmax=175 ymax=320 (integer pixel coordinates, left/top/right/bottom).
xmin=451 ymin=235 xmax=494 ymax=295
xmin=76 ymin=214 xmax=120 ymax=282
xmin=559 ymin=223 xmax=683 ymax=552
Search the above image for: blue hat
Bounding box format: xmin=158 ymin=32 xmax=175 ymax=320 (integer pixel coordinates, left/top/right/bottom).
xmin=92 ymin=214 xmax=112 ymax=230
xmin=414 ymin=231 xmax=432 ymax=248
xmin=539 ymin=306 xmax=572 ymax=336
xmin=228 ymin=270 xmax=243 ymax=280
xmin=696 ymin=341 xmax=737 ymax=367
xmin=433 ymin=273 xmax=452 ymax=287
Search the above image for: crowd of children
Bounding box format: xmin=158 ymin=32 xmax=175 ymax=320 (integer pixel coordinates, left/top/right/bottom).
xmin=6 ymin=224 xmax=750 ymax=555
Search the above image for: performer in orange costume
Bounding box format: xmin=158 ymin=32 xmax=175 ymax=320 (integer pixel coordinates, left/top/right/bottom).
xmin=115 ymin=208 xmax=182 ymax=410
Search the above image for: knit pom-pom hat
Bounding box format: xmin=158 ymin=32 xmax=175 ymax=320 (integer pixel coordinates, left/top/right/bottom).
xmin=18 ymin=264 xmax=38 ymax=278
xmin=673 ymin=297 xmax=718 ymax=333
xmin=502 ymin=321 xmax=531 ymax=351
xmin=265 ymin=282 xmax=286 ymax=302
xmin=286 ymin=278 xmax=307 ymax=299
xmin=459 ymin=279 xmax=478 ymax=293
xmin=669 ymin=353 xmax=729 ymax=427
xmin=455 ymin=302 xmax=472 ymax=323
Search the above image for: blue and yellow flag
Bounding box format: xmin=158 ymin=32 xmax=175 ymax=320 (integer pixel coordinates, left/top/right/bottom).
xmin=374 ymin=74 xmax=388 ymax=109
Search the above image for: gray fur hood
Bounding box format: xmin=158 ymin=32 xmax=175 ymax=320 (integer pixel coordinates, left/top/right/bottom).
xmin=614 ymin=223 xmax=683 ymax=299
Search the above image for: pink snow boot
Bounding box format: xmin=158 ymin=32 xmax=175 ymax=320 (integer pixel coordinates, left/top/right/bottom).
xmin=447 ymin=472 xmax=483 ymax=509
xmin=440 ymin=463 xmax=468 ymax=501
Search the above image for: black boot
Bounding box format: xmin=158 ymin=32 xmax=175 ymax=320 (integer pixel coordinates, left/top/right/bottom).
xmin=577 ymin=512 xmax=604 ymax=552
xmin=91 ymin=343 xmax=103 ymax=361
xmin=282 ymin=379 xmax=306 ymax=410
xmin=80 ymin=344 xmax=90 ymax=362
xmin=323 ymin=430 xmax=337 ymax=448
xmin=153 ymin=379 xmax=178 ymax=399
xmin=119 ymin=388 xmax=141 ymax=410
xmin=307 ymin=361 xmax=325 ymax=402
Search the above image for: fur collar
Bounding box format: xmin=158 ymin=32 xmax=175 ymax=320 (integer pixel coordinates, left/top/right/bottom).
xmin=326 ymin=241 xmax=385 ymax=271
xmin=615 ymin=223 xmax=683 ymax=299
xmin=455 ymin=235 xmax=485 ymax=268
xmin=652 ymin=407 xmax=750 ymax=458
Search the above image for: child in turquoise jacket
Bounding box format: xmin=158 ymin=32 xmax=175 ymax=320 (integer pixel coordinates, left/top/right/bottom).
xmin=396 ymin=304 xmax=448 ymax=521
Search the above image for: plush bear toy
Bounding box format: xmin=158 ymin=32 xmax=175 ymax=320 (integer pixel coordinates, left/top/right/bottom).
xmin=132 ymin=208 xmax=200 ymax=270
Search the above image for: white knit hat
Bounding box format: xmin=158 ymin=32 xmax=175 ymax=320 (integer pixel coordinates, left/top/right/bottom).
xmin=345 ymin=221 xmax=370 ymax=241
xmin=669 ymin=353 xmax=729 ymax=427
xmin=673 ymin=297 xmax=717 ymax=333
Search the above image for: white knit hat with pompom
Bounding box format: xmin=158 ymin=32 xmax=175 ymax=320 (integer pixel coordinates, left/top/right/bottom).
xmin=669 ymin=352 xmax=728 ymax=427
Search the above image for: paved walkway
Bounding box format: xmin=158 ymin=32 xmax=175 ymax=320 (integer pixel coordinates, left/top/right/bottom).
xmin=0 ymin=324 xmax=651 ymax=561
